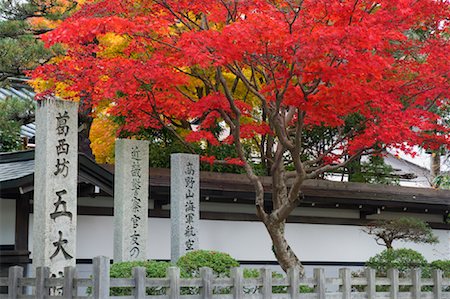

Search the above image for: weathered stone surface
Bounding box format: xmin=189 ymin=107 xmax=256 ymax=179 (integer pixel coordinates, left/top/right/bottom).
xmin=114 ymin=139 xmax=149 ymax=262
xmin=170 ymin=154 xmax=199 ymax=262
xmin=33 ymin=97 xmax=78 ymax=276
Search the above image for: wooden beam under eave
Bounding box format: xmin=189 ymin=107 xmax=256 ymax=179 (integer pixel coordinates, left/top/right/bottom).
xmin=15 ymin=193 xmax=30 ymax=252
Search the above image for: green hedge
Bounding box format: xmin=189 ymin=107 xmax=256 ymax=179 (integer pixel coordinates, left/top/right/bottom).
xmin=366 ymin=248 xmax=429 ymax=277
xmin=109 ymin=260 xmax=172 ymax=296
xmin=104 ymin=250 xmax=314 ymax=296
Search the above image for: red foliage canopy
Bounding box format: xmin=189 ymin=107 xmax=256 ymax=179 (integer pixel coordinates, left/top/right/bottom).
xmin=32 ymin=0 xmax=450 ymax=166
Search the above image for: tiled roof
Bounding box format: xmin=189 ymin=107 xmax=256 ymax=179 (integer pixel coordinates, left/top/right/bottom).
xmin=0 ymin=159 xmax=34 ymax=183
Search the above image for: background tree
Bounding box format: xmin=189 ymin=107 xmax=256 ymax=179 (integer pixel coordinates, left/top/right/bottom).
xmin=0 ymin=0 xmax=78 ymax=81
xmin=0 ymin=96 xmax=34 ymax=151
xmin=363 ymin=217 xmax=439 ymax=249
xmin=32 ymin=0 xmax=450 ymax=274
xmin=0 ymin=0 xmax=98 ymax=156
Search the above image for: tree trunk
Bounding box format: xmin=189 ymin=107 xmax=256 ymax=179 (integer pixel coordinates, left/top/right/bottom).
xmin=430 ymin=150 xmax=440 ymax=185
xmin=265 ymin=221 xmax=305 ymax=276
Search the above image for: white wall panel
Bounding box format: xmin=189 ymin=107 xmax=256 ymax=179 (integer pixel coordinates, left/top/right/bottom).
xmin=0 ymin=199 xmax=15 ymax=244
xmin=28 ymin=214 xmax=449 ymax=262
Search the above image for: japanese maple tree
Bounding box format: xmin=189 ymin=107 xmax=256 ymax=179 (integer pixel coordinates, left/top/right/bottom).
xmin=32 ymin=0 xmax=450 ymax=274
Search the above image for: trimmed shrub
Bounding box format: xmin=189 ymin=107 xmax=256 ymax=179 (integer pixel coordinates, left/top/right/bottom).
xmin=430 ymin=260 xmax=450 ymax=278
xmin=109 ymin=260 xmax=172 ymax=296
xmin=366 ymin=248 xmax=429 ymax=277
xmin=176 ymin=250 xmax=239 ymax=278
xmin=365 ymin=248 xmax=430 ymax=292
xmin=176 ymin=250 xmax=240 ymax=294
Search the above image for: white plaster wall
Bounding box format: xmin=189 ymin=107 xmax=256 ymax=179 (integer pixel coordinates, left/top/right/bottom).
xmin=0 ymin=199 xmax=15 ymax=244
xmin=28 ymin=215 xmax=449 ymax=262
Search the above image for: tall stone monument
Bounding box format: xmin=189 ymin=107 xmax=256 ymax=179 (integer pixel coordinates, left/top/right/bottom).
xmin=171 ymin=153 xmax=200 ymax=262
xmin=114 ymin=139 xmax=149 ymax=262
xmin=33 ymin=97 xmax=78 ymax=276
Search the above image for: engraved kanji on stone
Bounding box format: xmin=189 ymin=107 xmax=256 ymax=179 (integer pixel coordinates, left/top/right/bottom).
xmin=185 ymin=213 xmax=195 ymax=224
xmin=185 ymin=200 xmax=195 ymax=212
xmin=131 ymin=214 xmax=141 ymax=229
xmin=185 ymin=225 xmax=196 ymax=237
xmin=185 ymin=239 xmax=195 ymax=251
xmin=185 ymin=162 xmax=195 ymax=175
xmin=50 ymin=231 xmax=73 ymax=260
xmin=131 ymin=161 xmax=141 ymax=177
xmin=54 ymin=158 xmax=70 ymax=177
xmin=132 ymin=198 xmax=141 ymax=213
xmin=185 ymin=176 xmax=195 ymax=189
xmin=50 ymin=190 xmax=72 ymax=220
xmin=56 ymin=139 xmax=70 ymax=155
xmin=131 ymin=178 xmax=141 ymax=191
xmin=185 ymin=189 xmax=195 ymax=198
xmin=130 ymin=232 xmax=140 ymax=245
xmin=131 ymin=146 xmax=141 ymax=160
xmin=56 ymin=111 xmax=70 ymax=136
xmin=130 ymin=247 xmax=140 ymax=258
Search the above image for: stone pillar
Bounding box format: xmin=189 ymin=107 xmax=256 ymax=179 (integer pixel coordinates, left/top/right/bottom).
xmin=170 ymin=154 xmax=200 ymax=262
xmin=33 ymin=97 xmax=78 ymax=276
xmin=114 ymin=139 xmax=149 ymax=262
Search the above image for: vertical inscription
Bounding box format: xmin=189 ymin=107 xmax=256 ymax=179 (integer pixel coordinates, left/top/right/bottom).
xmin=51 ymin=111 xmax=73 ymax=261
xmin=114 ymin=139 xmax=149 ymax=262
xmin=130 ymin=146 xmax=142 ymax=259
xmin=184 ymin=162 xmax=196 ymax=251
xmin=171 ymin=154 xmax=199 ymax=262
xmin=33 ymin=98 xmax=78 ymax=278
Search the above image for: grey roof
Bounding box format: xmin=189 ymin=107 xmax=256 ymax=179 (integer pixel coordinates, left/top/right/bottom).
xmin=0 ymin=150 xmax=114 ymax=196
xmin=0 ymin=86 xmax=35 ymax=101
xmin=0 ymin=159 xmax=34 ymax=182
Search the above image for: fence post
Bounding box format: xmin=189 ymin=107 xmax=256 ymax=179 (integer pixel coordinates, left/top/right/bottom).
xmin=231 ymin=267 xmax=243 ymax=299
xmin=432 ymin=269 xmax=443 ymax=299
xmin=411 ymin=269 xmax=421 ymax=299
xmin=365 ymin=268 xmax=376 ymax=299
xmin=314 ymin=268 xmax=325 ymax=299
xmin=261 ymin=268 xmax=272 ymax=299
xmin=168 ymin=267 xmax=180 ymax=299
xmin=288 ymin=268 xmax=299 ymax=299
xmin=339 ymin=268 xmax=351 ymax=299
xmin=93 ymin=256 xmax=110 ymax=299
xmin=63 ymin=266 xmax=75 ymax=299
xmin=8 ymin=266 xmax=23 ymax=299
xmin=35 ymin=267 xmax=50 ymax=299
xmin=200 ymin=267 xmax=213 ymax=299
xmin=388 ymin=269 xmax=399 ymax=299
xmin=133 ymin=267 xmax=146 ymax=299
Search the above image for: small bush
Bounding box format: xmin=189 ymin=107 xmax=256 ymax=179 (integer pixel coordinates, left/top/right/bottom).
xmin=366 ymin=248 xmax=429 ymax=277
xmin=365 ymin=248 xmax=430 ymax=292
xmin=430 ymin=260 xmax=450 ymax=278
xmin=177 ymin=250 xmax=240 ymax=294
xmin=176 ymin=250 xmax=239 ymax=278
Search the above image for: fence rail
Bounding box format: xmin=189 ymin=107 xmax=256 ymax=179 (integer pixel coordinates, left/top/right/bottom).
xmin=1 ymin=256 xmax=449 ymax=299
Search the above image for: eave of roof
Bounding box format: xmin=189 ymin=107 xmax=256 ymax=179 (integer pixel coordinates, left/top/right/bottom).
xmin=1 ymin=150 xmax=449 ymax=212
xmin=0 ymin=150 xmax=113 ymax=196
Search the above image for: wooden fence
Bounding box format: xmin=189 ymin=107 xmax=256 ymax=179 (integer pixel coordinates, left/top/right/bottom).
xmin=1 ymin=256 xmax=449 ymax=299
